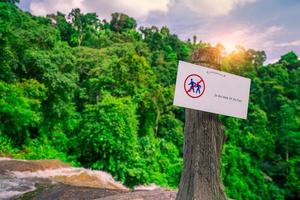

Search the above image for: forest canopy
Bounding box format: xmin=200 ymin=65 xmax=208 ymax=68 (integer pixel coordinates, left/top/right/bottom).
xmin=0 ymin=2 xmax=299 ymax=199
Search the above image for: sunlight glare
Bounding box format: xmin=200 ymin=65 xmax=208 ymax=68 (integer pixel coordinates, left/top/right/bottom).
xmin=222 ymin=40 xmax=237 ymax=54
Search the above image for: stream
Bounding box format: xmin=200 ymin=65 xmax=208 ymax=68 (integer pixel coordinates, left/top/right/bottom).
xmin=0 ymin=157 xmax=176 ymax=200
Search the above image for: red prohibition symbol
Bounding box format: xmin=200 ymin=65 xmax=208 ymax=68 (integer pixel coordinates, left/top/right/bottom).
xmin=184 ymin=74 xmax=206 ymax=98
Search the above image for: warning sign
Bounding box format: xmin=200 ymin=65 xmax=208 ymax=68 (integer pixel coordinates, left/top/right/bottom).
xmin=184 ymin=74 xmax=205 ymax=98
xmin=173 ymin=61 xmax=251 ymax=119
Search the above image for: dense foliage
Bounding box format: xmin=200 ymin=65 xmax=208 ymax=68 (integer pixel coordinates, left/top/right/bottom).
xmin=0 ymin=3 xmax=299 ymax=199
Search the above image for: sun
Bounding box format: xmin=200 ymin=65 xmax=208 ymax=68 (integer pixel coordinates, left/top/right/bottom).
xmin=222 ymin=40 xmax=237 ymax=54
xmin=213 ymin=32 xmax=243 ymax=54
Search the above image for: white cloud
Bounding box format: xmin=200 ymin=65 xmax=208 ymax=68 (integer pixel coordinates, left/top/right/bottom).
xmin=265 ymin=26 xmax=283 ymax=35
xmin=29 ymin=0 xmax=170 ymax=19
xmin=182 ymin=0 xmax=257 ymax=17
xmin=87 ymin=0 xmax=170 ymax=19
xmin=29 ymin=0 xmax=257 ymax=19
xmin=30 ymin=0 xmax=84 ymax=16
xmin=276 ymin=40 xmax=300 ymax=47
xmin=205 ymin=25 xmax=284 ymax=53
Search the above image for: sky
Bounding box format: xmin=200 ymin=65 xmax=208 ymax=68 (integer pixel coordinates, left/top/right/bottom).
xmin=18 ymin=0 xmax=300 ymax=63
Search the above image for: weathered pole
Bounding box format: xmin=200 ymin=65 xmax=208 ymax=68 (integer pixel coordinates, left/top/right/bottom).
xmin=176 ymin=47 xmax=227 ymax=200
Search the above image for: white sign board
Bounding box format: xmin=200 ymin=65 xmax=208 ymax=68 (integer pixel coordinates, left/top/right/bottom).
xmin=173 ymin=61 xmax=251 ymax=119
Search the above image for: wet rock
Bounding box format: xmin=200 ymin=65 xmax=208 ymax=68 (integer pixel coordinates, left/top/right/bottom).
xmin=95 ymin=189 xmax=177 ymax=200
xmin=15 ymin=183 xmax=125 ymax=200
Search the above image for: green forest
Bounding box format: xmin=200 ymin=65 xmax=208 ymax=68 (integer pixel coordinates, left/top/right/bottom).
xmin=0 ymin=2 xmax=299 ymax=199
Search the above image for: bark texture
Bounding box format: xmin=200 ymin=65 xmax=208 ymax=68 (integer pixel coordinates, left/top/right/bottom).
xmin=176 ymin=48 xmax=227 ymax=200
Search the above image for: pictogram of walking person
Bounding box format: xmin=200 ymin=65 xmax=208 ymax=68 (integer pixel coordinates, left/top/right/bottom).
xmin=196 ymin=83 xmax=201 ymax=94
xmin=188 ymin=78 xmax=196 ymax=93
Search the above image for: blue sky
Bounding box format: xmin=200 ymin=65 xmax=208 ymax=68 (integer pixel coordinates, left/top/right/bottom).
xmin=18 ymin=0 xmax=300 ymax=63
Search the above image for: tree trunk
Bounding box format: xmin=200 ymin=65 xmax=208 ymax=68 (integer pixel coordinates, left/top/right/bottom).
xmin=176 ymin=48 xmax=227 ymax=200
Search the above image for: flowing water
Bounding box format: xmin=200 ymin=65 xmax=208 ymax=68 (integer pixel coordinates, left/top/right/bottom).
xmin=0 ymin=157 xmax=175 ymax=200
xmin=0 ymin=157 xmax=126 ymax=199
